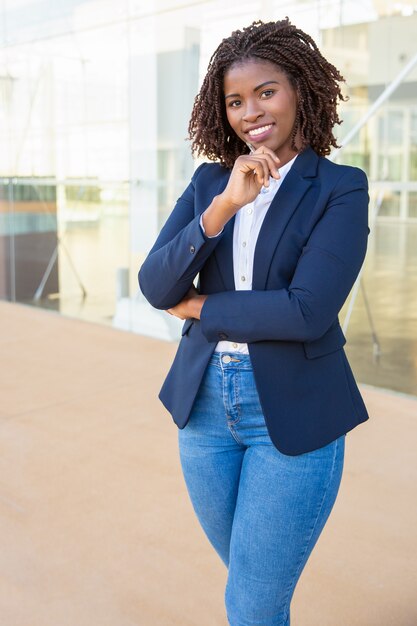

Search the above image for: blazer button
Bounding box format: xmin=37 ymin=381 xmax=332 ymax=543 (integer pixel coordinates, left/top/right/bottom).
xmin=190 ymin=245 xmax=195 ymax=254
xmin=218 ymin=332 xmax=228 ymax=340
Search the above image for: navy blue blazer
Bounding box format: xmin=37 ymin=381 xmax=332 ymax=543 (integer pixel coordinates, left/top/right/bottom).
xmin=139 ymin=146 xmax=370 ymax=455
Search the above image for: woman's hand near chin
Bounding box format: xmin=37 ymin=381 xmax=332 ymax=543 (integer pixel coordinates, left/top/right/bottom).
xmin=223 ymin=145 xmax=281 ymax=207
xmin=201 ymin=145 xmax=280 ymax=237
xmin=166 ymin=286 xmax=208 ymax=321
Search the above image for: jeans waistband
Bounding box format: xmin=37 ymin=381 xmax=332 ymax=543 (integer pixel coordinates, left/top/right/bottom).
xmin=209 ymin=352 xmax=253 ymax=370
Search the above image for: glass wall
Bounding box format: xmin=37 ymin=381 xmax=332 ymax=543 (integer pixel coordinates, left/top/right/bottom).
xmin=1 ymin=0 xmax=416 ymax=394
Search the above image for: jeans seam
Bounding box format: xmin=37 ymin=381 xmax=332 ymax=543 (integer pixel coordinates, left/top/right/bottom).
xmin=227 ymin=423 xmax=244 ymax=446
xmin=222 ymin=365 xmax=230 ymax=421
xmin=235 ymin=369 xmax=241 ymax=421
xmin=224 ymin=369 xmax=241 ymax=426
xmin=280 ymin=437 xmax=340 ymax=612
xmin=227 ymin=369 xmax=243 ymax=445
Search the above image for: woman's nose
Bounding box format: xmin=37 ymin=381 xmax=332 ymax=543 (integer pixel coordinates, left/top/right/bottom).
xmin=242 ymin=102 xmax=264 ymax=123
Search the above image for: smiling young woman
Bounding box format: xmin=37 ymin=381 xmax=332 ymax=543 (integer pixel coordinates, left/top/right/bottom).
xmin=224 ymin=60 xmax=299 ymax=165
xmin=139 ymin=18 xmax=369 ymax=626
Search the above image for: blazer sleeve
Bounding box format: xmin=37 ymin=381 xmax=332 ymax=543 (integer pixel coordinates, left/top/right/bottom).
xmin=138 ymin=163 xmax=224 ymax=310
xmin=200 ymin=167 xmax=369 ymax=343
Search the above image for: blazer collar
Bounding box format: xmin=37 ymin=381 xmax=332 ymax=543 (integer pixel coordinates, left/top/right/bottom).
xmin=291 ymin=145 xmax=319 ymax=179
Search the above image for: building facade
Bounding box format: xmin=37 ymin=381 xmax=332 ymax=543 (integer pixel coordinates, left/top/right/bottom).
xmin=1 ymin=0 xmax=416 ymax=394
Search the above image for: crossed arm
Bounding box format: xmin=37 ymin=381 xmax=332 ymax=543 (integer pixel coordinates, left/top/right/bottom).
xmin=139 ymin=165 xmax=369 ymax=344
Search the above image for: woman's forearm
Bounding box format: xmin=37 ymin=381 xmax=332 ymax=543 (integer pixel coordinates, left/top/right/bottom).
xmin=201 ymin=193 xmax=240 ymax=237
xmin=167 ymin=293 xmax=208 ymax=320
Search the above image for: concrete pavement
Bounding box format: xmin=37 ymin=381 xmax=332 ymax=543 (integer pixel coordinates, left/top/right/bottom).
xmin=0 ymin=301 xmax=416 ymax=626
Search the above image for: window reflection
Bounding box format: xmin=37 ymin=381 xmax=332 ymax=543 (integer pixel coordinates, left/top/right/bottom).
xmin=0 ymin=0 xmax=416 ymax=394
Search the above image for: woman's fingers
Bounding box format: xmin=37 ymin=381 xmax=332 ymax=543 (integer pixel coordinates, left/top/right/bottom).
xmin=241 ymin=153 xmax=280 ymax=186
xmin=252 ymin=145 xmax=280 ymax=163
xmin=254 ymin=148 xmax=281 ymax=181
xmin=253 ymin=147 xmax=281 ymax=182
xmin=244 ymin=160 xmax=268 ymax=187
xmin=221 ymin=146 xmax=282 ymax=210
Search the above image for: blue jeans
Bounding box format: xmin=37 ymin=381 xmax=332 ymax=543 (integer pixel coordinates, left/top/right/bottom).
xmin=178 ymin=353 xmax=345 ymax=626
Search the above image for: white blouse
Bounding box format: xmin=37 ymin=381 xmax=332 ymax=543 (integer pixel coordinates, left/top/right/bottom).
xmin=200 ymin=154 xmax=297 ymax=354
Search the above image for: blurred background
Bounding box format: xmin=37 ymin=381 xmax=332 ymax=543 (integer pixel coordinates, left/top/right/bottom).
xmin=0 ymin=0 xmax=416 ymax=396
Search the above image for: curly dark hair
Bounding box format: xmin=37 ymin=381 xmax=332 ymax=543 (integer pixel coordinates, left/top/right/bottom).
xmin=188 ymin=18 xmax=346 ymax=169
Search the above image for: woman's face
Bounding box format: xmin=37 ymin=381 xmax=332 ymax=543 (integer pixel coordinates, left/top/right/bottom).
xmin=223 ymin=58 xmax=300 ymax=165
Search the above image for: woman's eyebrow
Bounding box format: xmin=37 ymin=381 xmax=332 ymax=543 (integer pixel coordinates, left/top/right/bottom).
xmin=224 ymin=80 xmax=280 ymax=99
xmin=254 ymin=80 xmax=280 ymax=91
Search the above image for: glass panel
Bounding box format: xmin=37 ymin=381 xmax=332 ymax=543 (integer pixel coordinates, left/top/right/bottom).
xmin=0 ymin=179 xmax=59 ymax=302
xmin=378 ymin=190 xmax=401 ymax=217
xmin=408 ymin=192 xmax=417 ymax=218
xmin=56 ymin=180 xmax=130 ymax=322
xmin=377 ymin=154 xmax=404 ymax=182
xmin=376 ymin=110 xmax=405 ymax=181
xmin=382 ymin=110 xmax=403 ymax=144
xmin=0 ymin=0 xmax=416 ymax=395
xmin=410 ymin=111 xmax=417 ymax=181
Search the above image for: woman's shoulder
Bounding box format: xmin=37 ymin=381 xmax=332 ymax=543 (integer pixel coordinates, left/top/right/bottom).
xmin=317 ymin=154 xmax=368 ymax=187
xmin=292 ymin=147 xmax=368 ymax=188
xmin=191 ymin=160 xmax=230 ymax=185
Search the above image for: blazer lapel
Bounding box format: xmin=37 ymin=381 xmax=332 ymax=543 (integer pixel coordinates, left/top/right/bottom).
xmin=252 ymin=148 xmax=318 ymax=291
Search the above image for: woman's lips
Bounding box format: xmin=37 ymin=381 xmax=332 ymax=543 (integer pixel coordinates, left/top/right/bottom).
xmin=246 ymin=123 xmax=274 ymax=142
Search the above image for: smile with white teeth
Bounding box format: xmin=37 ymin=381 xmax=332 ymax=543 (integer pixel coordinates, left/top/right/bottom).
xmin=248 ymin=124 xmax=273 ymax=137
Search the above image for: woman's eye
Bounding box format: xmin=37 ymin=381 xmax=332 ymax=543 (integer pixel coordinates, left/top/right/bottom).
xmin=260 ymin=90 xmax=274 ymax=98
xmin=228 ymin=99 xmax=241 ymax=108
